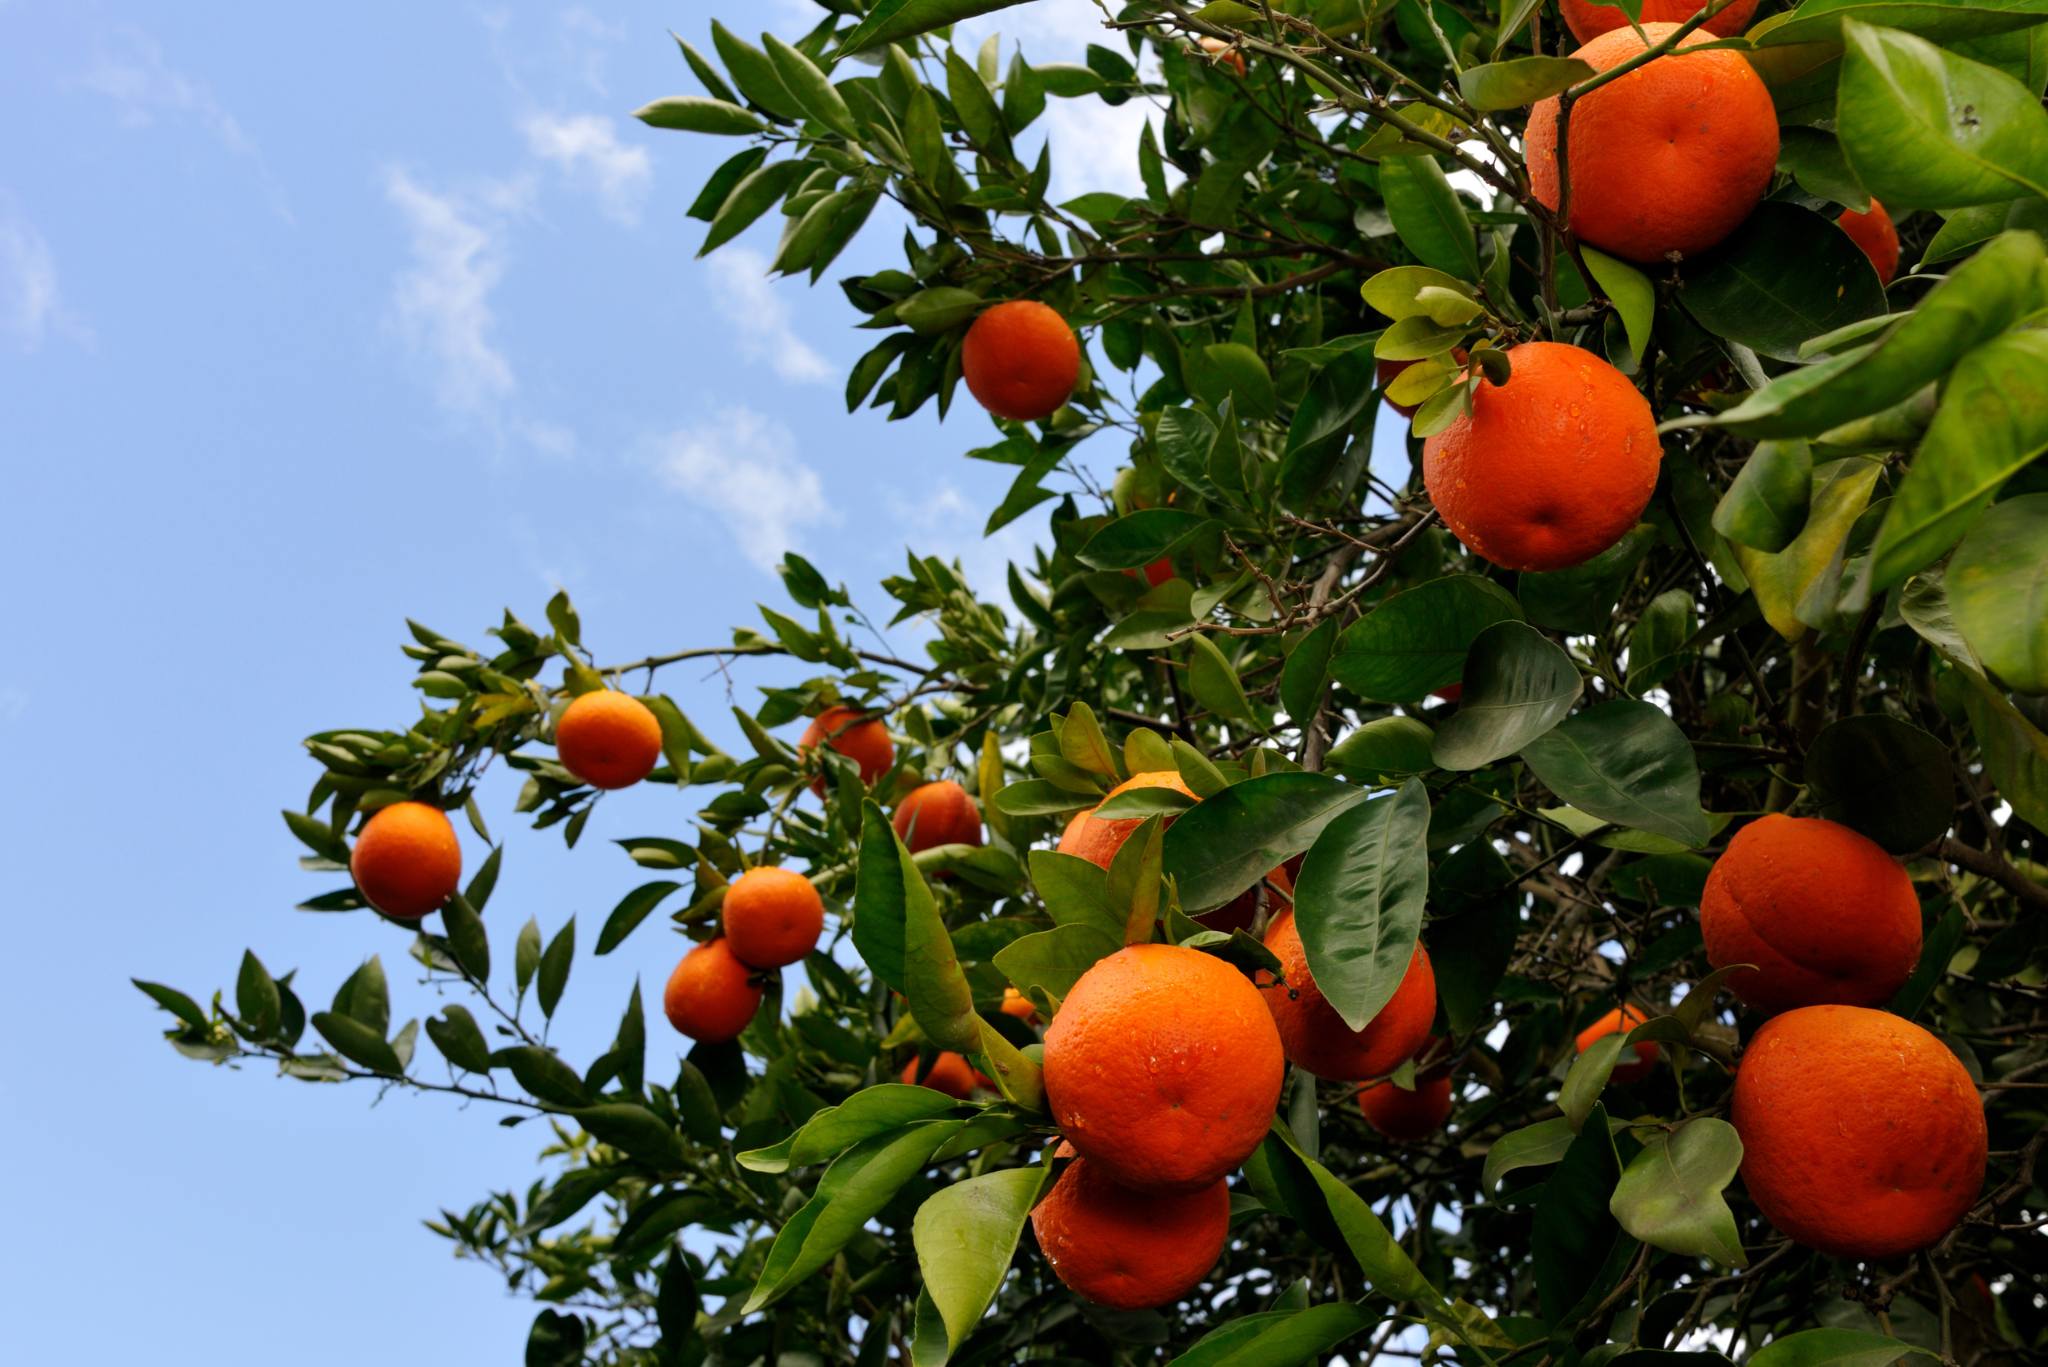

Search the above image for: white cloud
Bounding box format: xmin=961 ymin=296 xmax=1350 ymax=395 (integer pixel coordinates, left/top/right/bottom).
xmin=955 ymin=0 xmax=1118 ymax=57
xmin=522 ymin=112 xmax=650 ymax=224
xmin=1041 ymin=96 xmax=1158 ymax=201
xmin=649 ymin=407 xmax=836 ymax=570
xmin=0 ymin=205 xmax=81 ymax=352
xmin=384 ymin=168 xmax=570 ymax=456
xmin=79 ymin=26 xmax=291 ymax=219
xmin=883 ymin=483 xmax=1042 ymax=599
xmin=705 ymin=247 xmax=836 ymax=385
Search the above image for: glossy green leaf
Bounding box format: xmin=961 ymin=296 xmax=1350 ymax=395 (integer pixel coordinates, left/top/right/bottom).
xmin=1713 ymin=440 xmax=1813 ymax=552
xmin=633 ymin=96 xmax=765 ymax=135
xmin=1161 ymin=772 xmax=1371 ymax=911
xmin=313 ymin=1011 xmax=402 ymax=1074
xmin=538 ymin=916 xmax=574 ymax=1019
xmin=1325 ymin=716 xmax=1438 ymax=784
xmin=1748 ymin=1328 xmax=1938 ymax=1367
xmin=1583 ymin=248 xmax=1653 ymax=364
xmin=1683 ymin=203 xmax=1888 ymax=361
xmin=1560 ymin=1034 xmax=1626 ymax=1131
xmin=1204 ymin=342 xmax=1278 ymax=419
xmin=1520 ymin=701 xmax=1709 ymax=848
xmin=914 ymin=1165 xmax=1053 ymax=1355
xmin=1778 ymin=125 xmax=1869 ymax=209
xmin=1948 ymin=491 xmax=2048 ymax=692
xmin=1805 ymin=713 xmax=1955 ymax=851
xmin=1361 ymin=265 xmax=1475 ymax=321
xmin=1609 ymin=1118 xmax=1746 ymax=1268
xmin=1628 ymin=589 xmax=1693 ymax=693
xmin=1077 ymin=508 xmax=1214 ymax=571
xmin=841 ymin=0 xmax=1040 ymax=54
xmin=1166 ymin=1303 xmax=1375 ymax=1367
xmin=763 ymin=34 xmax=858 ymax=139
xmin=992 ymin=923 xmax=1120 ymax=1003
xmin=1518 ymin=526 xmax=1656 ymax=635
xmin=700 ymin=159 xmax=807 ymax=255
xmin=575 ymin=1103 xmax=686 ymax=1170
xmin=1457 ymin=55 xmax=1595 ymax=110
xmin=1293 ymin=779 xmax=1431 ymax=1031
xmin=1280 ymin=618 xmax=1338 ymax=726
xmin=424 ymin=1004 xmax=492 ymax=1074
xmin=1188 ymin=634 xmax=1257 ymax=724
xmin=596 ymin=880 xmax=681 ymax=956
xmin=1738 ymin=457 xmax=1883 ymax=638
xmin=1381 ymin=155 xmax=1479 ymax=279
xmin=1532 ymin=1102 xmax=1629 ymax=1324
xmin=1431 ymin=621 xmax=1583 ymax=771
xmin=1836 ymin=20 xmax=2048 ymax=208
xmin=739 ymin=1084 xmax=962 ymax=1173
xmin=1332 ymin=575 xmax=1525 ymax=702
xmin=1481 ymin=1115 xmax=1580 ymax=1195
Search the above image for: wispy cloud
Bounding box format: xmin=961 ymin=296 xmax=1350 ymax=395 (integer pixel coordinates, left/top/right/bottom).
xmin=706 ymin=247 xmax=836 ymax=385
xmin=522 ymin=112 xmax=650 ymax=224
xmin=648 ymin=407 xmax=836 ymax=570
xmin=883 ymin=482 xmax=1042 ymax=598
xmin=384 ymin=168 xmax=569 ymax=456
xmin=78 ymin=25 xmax=292 ymax=220
xmin=0 ymin=202 xmax=83 ymax=352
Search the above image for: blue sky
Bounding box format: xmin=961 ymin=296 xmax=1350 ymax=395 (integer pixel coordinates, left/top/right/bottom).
xmin=1 ymin=4 xmax=1405 ymax=1360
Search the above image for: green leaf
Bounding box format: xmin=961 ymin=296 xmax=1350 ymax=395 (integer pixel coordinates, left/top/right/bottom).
xmin=1430 ymin=621 xmax=1583 ymax=771
xmin=1871 ymin=331 xmax=2048 ymax=591
xmin=700 ymin=160 xmax=807 ymax=255
xmin=1326 ymin=716 xmax=1438 ymax=784
xmin=1778 ymin=125 xmax=1869 ymax=209
xmin=1188 ymin=634 xmax=1257 ymax=724
xmin=1331 ymin=575 xmax=1524 ymax=702
xmin=236 ymin=950 xmax=280 ymax=1035
xmin=763 ymin=34 xmax=858 ymax=139
xmin=334 ymin=955 xmax=390 ymax=1035
xmin=312 ymin=1011 xmax=403 ymax=1074
xmin=1518 ymin=525 xmax=1656 ymax=635
xmin=1457 ymin=55 xmax=1595 ymax=110
xmin=1277 ymin=1130 xmax=1451 ymax=1312
xmin=527 ymin=1309 xmax=586 ymax=1367
xmin=710 ymin=21 xmax=803 ymax=120
xmin=1533 ymin=1103 xmax=1629 ymax=1324
xmin=575 ymin=1103 xmax=686 ymax=1170
xmin=633 ymin=95 xmax=765 ymax=135
xmin=1520 ymin=701 xmax=1709 ymax=848
xmin=1582 ymin=248 xmax=1653 ymax=365
xmin=1361 ymin=266 xmax=1477 ymax=322
xmin=744 ymin=1122 xmax=961 ymax=1312
xmin=1167 ymin=1303 xmax=1375 ymax=1367
xmin=1561 ymin=1034 xmax=1627 ymax=1132
xmin=896 ymin=286 xmax=983 ymax=335
xmin=424 ymin=1004 xmax=492 ymax=1074
xmin=1027 ymin=850 xmax=1126 ymax=938
xmin=515 ymin=916 xmax=542 ymax=998
xmin=913 ymin=1165 xmax=1054 ymax=1355
xmin=283 ymin=808 xmax=351 ymax=864
xmin=1076 ymin=508 xmax=1214 ymax=571
xmin=842 ymin=0 xmax=1040 ymax=55
xmin=1762 ymin=0 xmax=2048 ymax=49
xmin=1683 ymin=203 xmax=1889 ymax=361
xmin=133 ymin=979 xmax=208 ymax=1030
xmin=1481 ymin=1115 xmax=1581 ymax=1195
xmin=1161 ymin=772 xmax=1371 ymax=912
xmin=1946 ymin=491 xmax=2048 ymax=692
xmin=856 ymin=802 xmax=978 ymax=1051
xmin=1609 ymin=1118 xmax=1747 ymax=1268
xmin=1714 ymin=229 xmax=2046 ymax=439
xmin=1293 ymin=779 xmax=1432 ymax=1031
xmin=1714 ymin=440 xmax=1813 ymax=552
xmin=1204 ymin=342 xmax=1278 ymax=419
xmin=1627 ymin=588 xmax=1693 ymax=694
xmin=1738 ymin=457 xmax=1883 ymax=638
xmin=1058 ymin=700 xmax=1120 ymax=778
xmin=739 ymin=1084 xmax=963 ymax=1173
xmin=538 ymin=917 xmax=574 ymax=1020
xmin=1836 ymin=19 xmax=2048 ymax=208
xmin=1280 ymin=618 xmax=1338 ymax=726
xmin=1805 ymin=714 xmax=1955 ymax=852
xmin=993 ymin=923 xmax=1120 ymax=1003
xmin=1381 ymin=155 xmax=1479 ymax=279
xmin=1748 ymin=1328 xmax=1937 ymax=1367
xmin=497 ymin=1045 xmax=590 ymax=1108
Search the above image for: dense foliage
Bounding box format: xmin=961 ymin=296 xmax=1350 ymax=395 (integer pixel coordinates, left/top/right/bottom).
xmin=138 ymin=1 xmax=2048 ymax=1364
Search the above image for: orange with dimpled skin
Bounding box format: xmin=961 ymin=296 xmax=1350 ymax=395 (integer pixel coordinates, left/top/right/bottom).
xmin=721 ymin=865 xmax=825 ymax=970
xmin=1701 ymin=813 xmax=1922 ymax=1014
xmin=799 ymin=705 xmax=894 ymax=797
xmin=350 ymin=800 xmax=462 ymax=920
xmin=1259 ymin=910 xmax=1437 ymax=1082
xmin=901 ymin=1051 xmax=992 ymax=1098
xmin=1031 ymin=1143 xmax=1230 ymax=1309
xmin=1733 ymin=1004 xmax=1986 ymax=1259
xmin=1560 ymin=0 xmax=1761 ymax=44
xmin=1058 ymin=770 xmax=1282 ymax=932
xmin=1043 ymin=943 xmax=1283 ymax=1193
xmin=1527 ymin=25 xmax=1779 ymax=265
xmin=555 ymin=690 xmax=664 ymax=790
xmin=1422 ymin=342 xmax=1660 ymax=572
xmin=663 ymin=938 xmax=762 ymax=1043
xmin=891 ymin=778 xmax=983 ymax=853
xmin=1838 ymin=199 xmax=1901 ymax=285
xmin=1359 ymin=1060 xmax=1455 ymax=1143
xmin=961 ymin=300 xmax=1080 ymax=422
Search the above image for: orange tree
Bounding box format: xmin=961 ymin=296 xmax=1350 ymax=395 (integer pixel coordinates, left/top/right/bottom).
xmin=137 ymin=2 xmax=2048 ymax=1364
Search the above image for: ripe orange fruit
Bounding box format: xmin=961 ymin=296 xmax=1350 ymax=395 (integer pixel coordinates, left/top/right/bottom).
xmin=1260 ymin=911 xmax=1437 ymax=1081
xmin=798 ymin=704 xmax=894 ymax=797
xmin=1422 ymin=341 xmax=1659 ymax=572
xmin=901 ymin=1051 xmax=993 ymax=1098
xmin=1359 ymin=1056 xmax=1455 ymax=1143
xmin=662 ymin=938 xmax=762 ymax=1043
xmin=1431 ymin=683 xmax=1464 ymax=704
xmin=1701 ymin=813 xmax=1922 ymax=1014
xmin=1196 ymin=36 xmax=1247 ymax=77
xmin=721 ymin=865 xmax=824 ymax=970
xmin=1001 ymin=986 xmax=1040 ymax=1023
xmin=1133 ymin=556 xmax=1176 ymax=588
xmin=1733 ymin=1004 xmax=1986 ymax=1258
xmin=1560 ymin=0 xmax=1760 ymax=44
xmin=1576 ymin=1004 xmax=1659 ymax=1084
xmin=1838 ymin=199 xmax=1900 ymax=285
xmin=891 ymin=779 xmax=983 ymax=853
xmin=555 ymin=690 xmax=664 ymax=790
xmin=961 ymin=300 xmax=1080 ymax=422
xmin=1043 ymin=943 xmax=1283 ymax=1192
xmin=1527 ymin=24 xmax=1778 ymax=264
xmin=350 ymin=800 xmax=462 ymax=920
xmin=1031 ymin=1144 xmax=1229 ymax=1309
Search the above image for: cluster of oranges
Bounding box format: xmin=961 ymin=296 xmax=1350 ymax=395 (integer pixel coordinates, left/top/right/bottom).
xmin=1566 ymin=814 xmax=1986 ymax=1260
